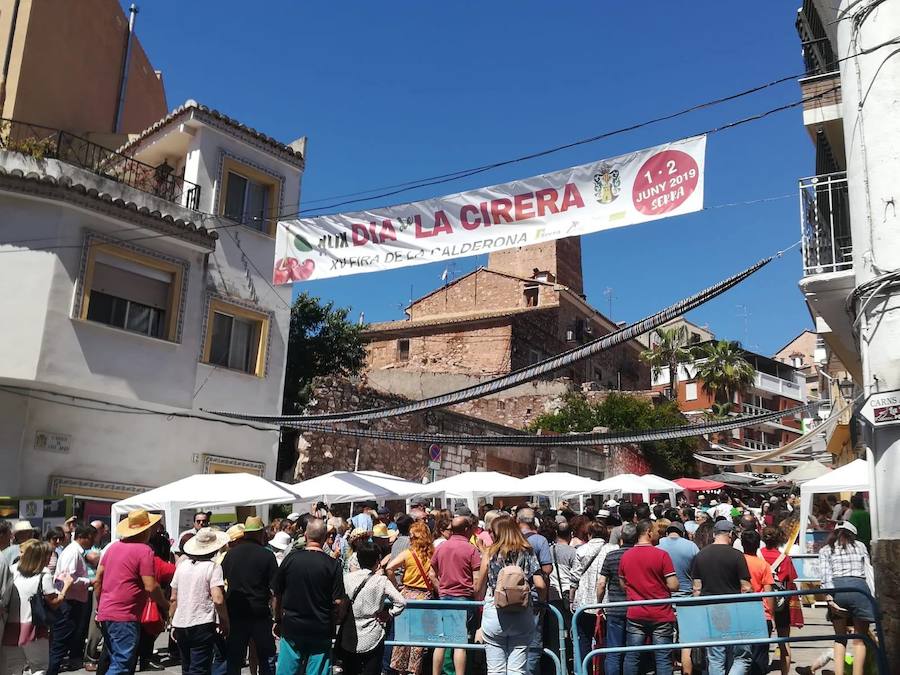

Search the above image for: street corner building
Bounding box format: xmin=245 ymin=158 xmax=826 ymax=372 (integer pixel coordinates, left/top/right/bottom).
xmin=0 ymin=0 xmax=305 ymax=525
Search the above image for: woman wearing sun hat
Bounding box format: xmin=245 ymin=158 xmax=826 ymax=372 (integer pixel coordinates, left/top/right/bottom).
xmin=169 ymin=527 xmax=230 ymax=674
xmin=94 ymin=509 xmax=169 ymax=675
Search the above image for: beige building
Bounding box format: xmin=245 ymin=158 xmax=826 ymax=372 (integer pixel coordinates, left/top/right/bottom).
xmin=0 ymin=0 xmax=167 ymax=135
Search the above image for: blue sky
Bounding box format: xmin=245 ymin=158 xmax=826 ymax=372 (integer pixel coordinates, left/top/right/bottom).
xmin=133 ymin=2 xmax=813 ymax=355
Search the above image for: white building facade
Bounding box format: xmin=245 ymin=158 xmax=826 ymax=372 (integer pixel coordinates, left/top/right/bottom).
xmin=0 ymin=101 xmax=303 ymax=521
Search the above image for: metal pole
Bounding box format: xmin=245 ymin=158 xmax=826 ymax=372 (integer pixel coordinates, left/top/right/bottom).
xmin=113 ymin=4 xmax=138 ymax=133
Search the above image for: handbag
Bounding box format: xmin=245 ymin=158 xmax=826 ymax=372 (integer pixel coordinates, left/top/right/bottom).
xmin=29 ymin=573 xmax=57 ymax=628
xmin=769 ymin=553 xmax=788 ymax=611
xmin=140 ymin=595 xmax=165 ymax=636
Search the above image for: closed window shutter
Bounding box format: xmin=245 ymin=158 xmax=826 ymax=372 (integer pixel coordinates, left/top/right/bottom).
xmin=91 ymin=262 xmax=170 ymax=309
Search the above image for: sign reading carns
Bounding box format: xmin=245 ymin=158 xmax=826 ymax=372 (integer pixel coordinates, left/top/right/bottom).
xmin=274 ymin=135 xmax=706 ymax=283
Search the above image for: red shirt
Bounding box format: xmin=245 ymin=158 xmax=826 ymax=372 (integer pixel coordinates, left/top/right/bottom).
xmin=759 ymin=548 xmax=798 ymax=587
xmin=618 ymin=544 xmax=676 ymax=623
xmin=154 ymin=556 xmax=176 ymax=585
xmin=430 ymin=534 xmax=481 ymax=598
xmin=96 ymin=541 xmax=155 ymax=622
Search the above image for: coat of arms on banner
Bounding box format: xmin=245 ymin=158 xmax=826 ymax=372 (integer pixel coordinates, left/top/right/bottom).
xmin=593 ymin=163 xmax=621 ymax=204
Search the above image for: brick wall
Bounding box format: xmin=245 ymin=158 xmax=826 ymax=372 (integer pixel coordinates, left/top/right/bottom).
xmin=800 ymin=72 xmax=841 ymax=111
xmin=408 ymin=269 xmax=547 ymax=319
xmin=487 ymin=237 xmax=584 ymax=294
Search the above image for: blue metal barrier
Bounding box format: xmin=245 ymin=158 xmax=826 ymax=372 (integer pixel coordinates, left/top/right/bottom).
xmin=385 ymin=599 xmax=567 ymax=674
xmin=571 ymin=586 xmax=887 ymax=675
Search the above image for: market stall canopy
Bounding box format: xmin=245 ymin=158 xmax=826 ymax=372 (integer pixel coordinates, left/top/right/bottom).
xmin=591 ymin=473 xmax=669 ymax=503
xmin=783 ymin=459 xmax=832 ymax=484
xmin=111 ymin=473 xmax=300 ymax=540
xmin=292 ymin=470 xmax=424 ymax=504
xmin=798 ymin=458 xmax=871 ymax=552
xmin=674 ymin=477 xmax=725 ymax=491
xmin=413 ymin=471 xmax=526 ymax=512
xmin=701 ymin=472 xmax=759 ymax=486
xmin=517 ymin=472 xmax=609 ymax=505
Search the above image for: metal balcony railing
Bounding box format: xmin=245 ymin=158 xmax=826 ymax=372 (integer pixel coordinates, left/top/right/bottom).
xmin=0 ymin=118 xmax=201 ymax=210
xmin=741 ymin=438 xmax=778 ymax=452
xmin=800 ymin=172 xmax=852 ymax=275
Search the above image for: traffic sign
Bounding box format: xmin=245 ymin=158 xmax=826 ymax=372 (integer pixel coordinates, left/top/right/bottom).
xmin=861 ymin=389 xmax=900 ymax=427
xmin=429 ymin=443 xmax=442 ymax=462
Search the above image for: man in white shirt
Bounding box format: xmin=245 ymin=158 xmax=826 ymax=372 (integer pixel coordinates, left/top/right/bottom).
xmin=710 ymin=495 xmax=733 ymax=521
xmin=50 ymin=523 xmax=96 ymax=673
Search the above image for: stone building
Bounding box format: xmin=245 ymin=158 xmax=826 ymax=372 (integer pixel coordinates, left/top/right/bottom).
xmin=364 ymin=237 xmax=650 ymax=390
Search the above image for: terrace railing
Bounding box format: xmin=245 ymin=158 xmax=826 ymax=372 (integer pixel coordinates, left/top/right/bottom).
xmin=0 ymin=117 xmax=201 ymax=210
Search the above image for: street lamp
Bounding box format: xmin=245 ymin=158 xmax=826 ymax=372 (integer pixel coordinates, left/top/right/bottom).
xmin=837 ymin=377 xmax=855 ymax=401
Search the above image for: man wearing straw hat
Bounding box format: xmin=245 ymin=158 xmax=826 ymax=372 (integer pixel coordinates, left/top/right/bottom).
xmin=94 ymin=509 xmax=169 ymax=675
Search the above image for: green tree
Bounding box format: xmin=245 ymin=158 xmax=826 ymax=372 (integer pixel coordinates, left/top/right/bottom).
xmin=529 ymin=392 xmax=698 ymax=477
xmin=640 ymin=325 xmax=695 ymax=400
xmin=282 ymin=292 xmax=368 ymax=412
xmin=692 ymin=340 xmax=755 ymax=414
xmin=278 ymin=293 xmax=367 ymax=479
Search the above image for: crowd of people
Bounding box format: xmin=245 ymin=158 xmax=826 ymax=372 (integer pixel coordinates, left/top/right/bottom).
xmin=0 ymin=488 xmax=875 ymax=675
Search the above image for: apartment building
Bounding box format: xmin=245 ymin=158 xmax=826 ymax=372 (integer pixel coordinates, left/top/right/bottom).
xmin=0 ymin=102 xmax=303 ymax=523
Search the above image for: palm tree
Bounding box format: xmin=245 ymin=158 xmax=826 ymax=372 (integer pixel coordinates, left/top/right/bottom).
xmin=692 ymin=340 xmax=755 ymax=413
xmin=641 ymin=325 xmax=694 ymax=400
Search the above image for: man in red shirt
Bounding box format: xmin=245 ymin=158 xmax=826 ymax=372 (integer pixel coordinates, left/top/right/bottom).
xmin=618 ymin=519 xmax=679 ymax=675
xmin=95 ymin=510 xmax=169 ymax=675
xmin=428 ymin=516 xmax=481 ymax=675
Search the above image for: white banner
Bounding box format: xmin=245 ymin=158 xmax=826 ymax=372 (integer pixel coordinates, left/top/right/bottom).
xmin=274 ymin=135 xmax=706 ymax=283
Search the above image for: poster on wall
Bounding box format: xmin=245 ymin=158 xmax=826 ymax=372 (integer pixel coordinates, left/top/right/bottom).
xmin=275 ymin=135 xmax=706 ymax=282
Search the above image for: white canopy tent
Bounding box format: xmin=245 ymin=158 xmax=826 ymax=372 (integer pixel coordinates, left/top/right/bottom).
xmin=291 ymin=470 xmax=424 ymax=504
xmin=592 ymin=473 xmax=680 ymax=504
xmin=798 ymin=458 xmax=871 ymax=552
xmin=517 ymin=472 xmax=609 ymax=508
xmin=413 ymin=471 xmax=526 ymax=512
xmin=783 ymin=459 xmax=832 ymax=484
xmin=111 ymin=473 xmax=301 ymax=540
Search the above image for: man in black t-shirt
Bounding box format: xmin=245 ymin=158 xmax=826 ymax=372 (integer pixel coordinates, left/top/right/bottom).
xmin=222 ymin=516 xmax=279 ymax=675
xmin=690 ymin=520 xmax=752 ymax=675
xmin=273 ymin=518 xmax=346 ymax=674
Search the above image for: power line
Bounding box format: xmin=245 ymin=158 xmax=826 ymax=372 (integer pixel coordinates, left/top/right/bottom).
xmin=288 ymin=403 xmax=816 ymax=447
xmin=0 ymin=385 xmax=278 ymax=432
xmin=208 ymin=251 xmax=775 ymax=424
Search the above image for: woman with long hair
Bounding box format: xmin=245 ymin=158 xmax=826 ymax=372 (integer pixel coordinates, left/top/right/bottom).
xmin=818 ymin=522 xmax=873 ymax=675
xmin=760 ymin=526 xmax=802 ymax=675
xmin=385 ymin=521 xmax=434 ymax=675
xmin=569 ymin=515 xmax=590 ymax=547
xmin=692 ymin=519 xmax=715 ymax=550
xmin=474 ymin=517 xmax=546 ymax=674
xmin=2 ymin=540 xmax=73 ymax=675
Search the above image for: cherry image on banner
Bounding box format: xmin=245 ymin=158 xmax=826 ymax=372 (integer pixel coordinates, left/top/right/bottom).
xmin=275 ymin=135 xmax=706 ymax=283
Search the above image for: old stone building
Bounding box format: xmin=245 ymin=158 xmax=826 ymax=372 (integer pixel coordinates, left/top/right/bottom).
xmin=364 ymin=237 xmax=650 ymax=390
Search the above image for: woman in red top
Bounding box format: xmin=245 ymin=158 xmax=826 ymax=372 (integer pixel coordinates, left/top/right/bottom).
xmin=760 ymin=526 xmax=804 ymax=675
xmin=137 ymin=529 xmax=177 ymax=671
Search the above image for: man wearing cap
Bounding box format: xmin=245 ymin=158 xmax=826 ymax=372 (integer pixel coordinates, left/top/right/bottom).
xmin=94 ymin=510 xmax=169 ymax=675
xmin=221 ymin=516 xmax=278 ymax=675
xmin=376 ymin=506 xmax=398 ymax=531
xmin=690 ymin=520 xmax=752 ymax=675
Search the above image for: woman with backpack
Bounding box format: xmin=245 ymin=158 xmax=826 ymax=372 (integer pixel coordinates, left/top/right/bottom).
xmin=759 ymin=526 xmax=803 ymax=675
xmin=2 ymin=540 xmax=73 ymax=675
xmin=473 ymin=516 xmax=546 ymax=674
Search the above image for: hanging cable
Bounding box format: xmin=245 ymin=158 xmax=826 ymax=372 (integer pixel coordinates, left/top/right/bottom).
xmin=285 ymin=403 xmax=815 ymax=447
xmin=207 ymin=253 xmax=773 ymax=424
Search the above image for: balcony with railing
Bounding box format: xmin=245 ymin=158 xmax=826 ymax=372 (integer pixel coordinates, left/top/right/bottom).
xmin=753 ymin=371 xmax=804 ymax=400
xmin=800 ymin=172 xmax=852 ymax=276
xmin=0 ymin=118 xmax=201 ymax=210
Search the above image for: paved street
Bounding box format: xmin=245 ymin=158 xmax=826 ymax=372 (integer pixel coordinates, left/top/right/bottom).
xmin=69 ymin=606 xmax=837 ymax=675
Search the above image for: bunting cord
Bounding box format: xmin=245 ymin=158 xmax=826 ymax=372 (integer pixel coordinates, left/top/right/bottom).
xmin=208 ymin=255 xmax=773 ymax=424
xmin=287 ymin=403 xmax=816 ymax=447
